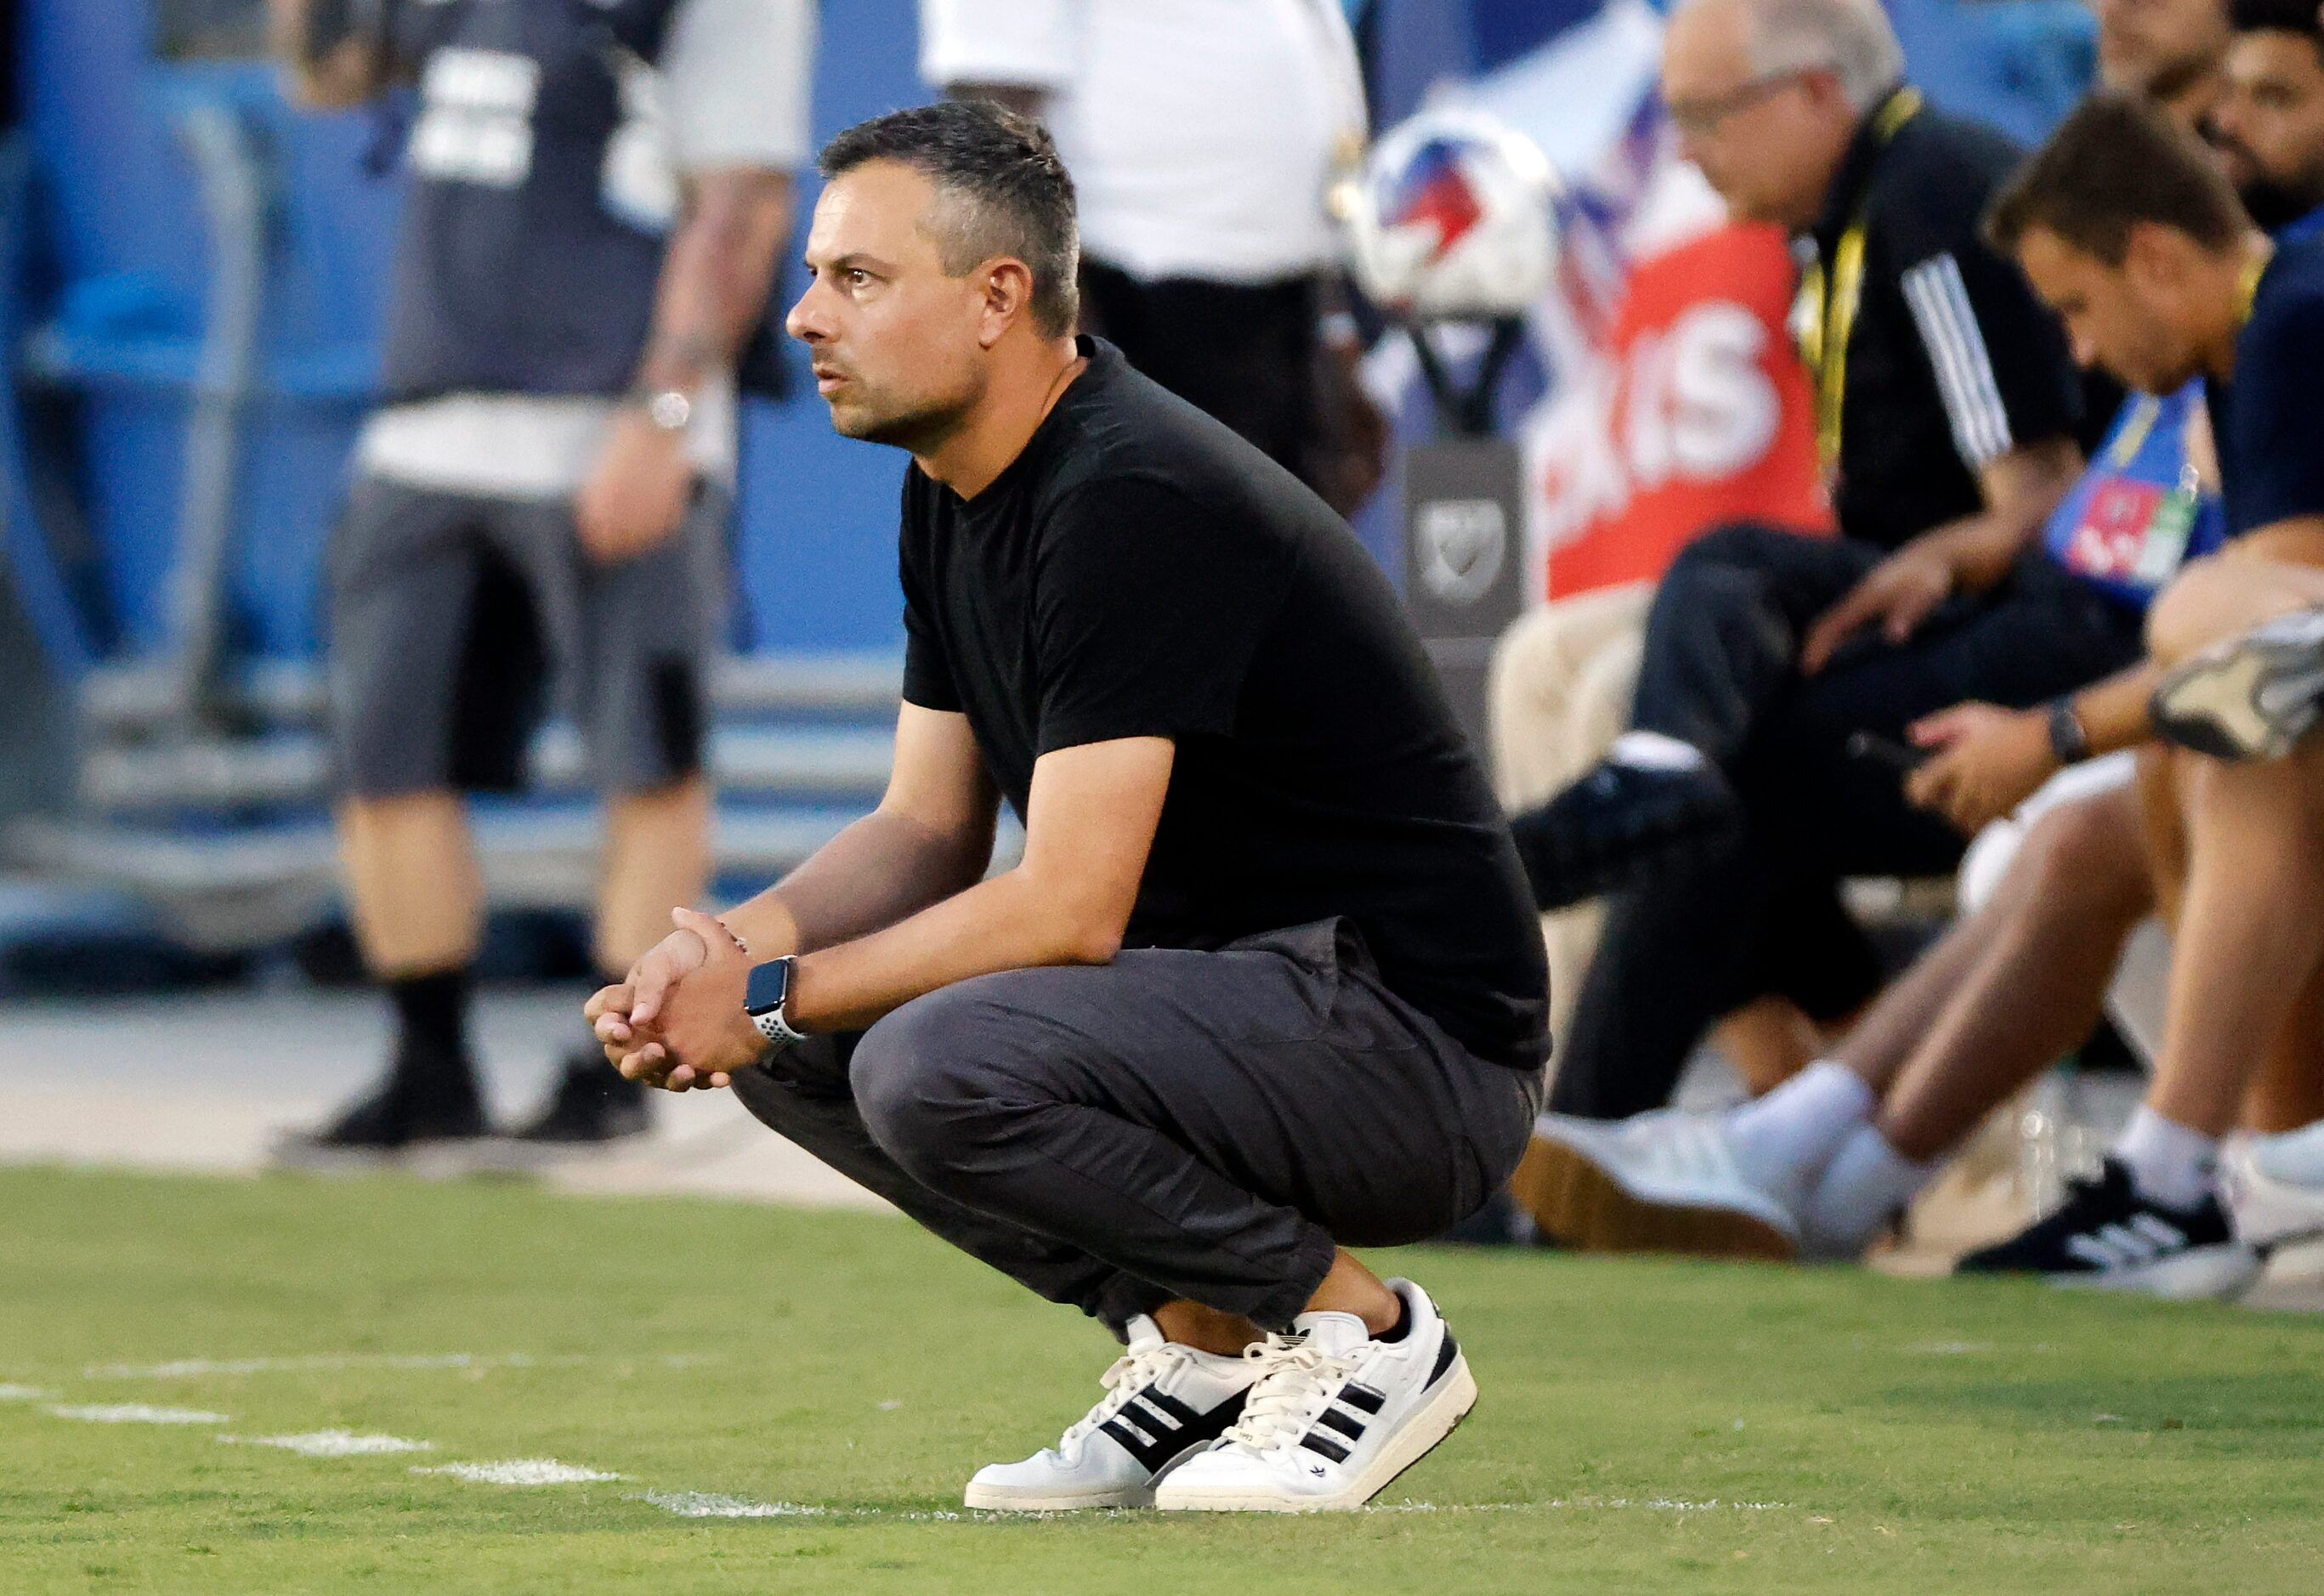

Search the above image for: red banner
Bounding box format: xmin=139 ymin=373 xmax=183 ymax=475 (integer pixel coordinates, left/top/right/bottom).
xmin=1535 ymin=221 xmax=1833 ymax=597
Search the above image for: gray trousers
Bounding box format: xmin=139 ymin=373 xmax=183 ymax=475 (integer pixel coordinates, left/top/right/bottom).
xmin=731 ymin=919 xmax=1542 ymax=1333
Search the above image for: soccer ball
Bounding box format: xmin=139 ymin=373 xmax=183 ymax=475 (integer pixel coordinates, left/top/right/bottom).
xmin=1340 ymin=110 xmax=1561 ymax=322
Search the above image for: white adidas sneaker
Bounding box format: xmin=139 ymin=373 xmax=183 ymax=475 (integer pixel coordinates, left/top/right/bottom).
xmin=1152 ymin=1278 xmax=1475 ymax=1514
xmin=962 ymin=1315 xmax=1258 ymax=1511
xmin=1510 ymin=1111 xmax=1805 ymax=1259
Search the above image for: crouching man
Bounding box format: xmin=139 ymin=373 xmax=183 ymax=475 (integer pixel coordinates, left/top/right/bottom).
xmin=585 ymin=103 xmax=1550 ymax=1513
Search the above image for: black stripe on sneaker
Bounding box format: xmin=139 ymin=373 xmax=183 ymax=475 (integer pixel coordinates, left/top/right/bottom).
xmin=1429 ymin=1327 xmax=1460 ymax=1387
xmin=1137 ymin=1389 xmax=1200 ymax=1429
xmin=1098 ymin=1418 xmax=1165 ymax=1468
xmin=1339 ymin=1382 xmax=1386 ymax=1414
xmin=1121 ymin=1397 xmax=1181 ymax=1438
xmin=1299 ymin=1431 xmax=1352 ymax=1463
xmin=1316 ymin=1406 xmax=1365 ymax=1440
xmin=1099 ymin=1389 xmax=1248 ymax=1474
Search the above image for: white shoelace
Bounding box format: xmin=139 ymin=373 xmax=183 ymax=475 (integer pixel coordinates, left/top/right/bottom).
xmin=1056 ymin=1341 xmax=1187 ymax=1455
xmin=1216 ymin=1333 xmax=1359 ymax=1457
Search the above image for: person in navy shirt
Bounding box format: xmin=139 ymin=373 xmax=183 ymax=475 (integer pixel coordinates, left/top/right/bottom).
xmin=1952 ymin=92 xmax=2324 ymax=1285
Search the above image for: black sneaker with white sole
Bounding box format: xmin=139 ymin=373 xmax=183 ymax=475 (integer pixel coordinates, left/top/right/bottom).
xmin=1955 ymin=1157 xmax=2261 ymax=1300
xmin=2151 ymin=604 xmax=2324 ymax=761
xmin=1506 ymin=760 xmax=1739 ymax=912
xmin=963 ymin=1315 xmax=1259 ymax=1510
xmin=1153 ymin=1277 xmax=1476 ymax=1513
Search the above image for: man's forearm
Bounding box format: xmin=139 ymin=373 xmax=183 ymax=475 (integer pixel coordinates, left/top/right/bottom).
xmin=1933 ymin=437 xmax=2084 ymax=591
xmin=786 ymin=866 xmax=1122 ymax=1034
xmin=636 ymin=170 xmax=792 ymax=394
xmin=2065 ymin=659 xmax=2166 ymax=756
xmin=718 ymin=806 xmax=993 ymax=962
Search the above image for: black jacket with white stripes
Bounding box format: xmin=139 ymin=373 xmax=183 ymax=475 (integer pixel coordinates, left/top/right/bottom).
xmin=1800 ymin=86 xmax=2095 ymax=552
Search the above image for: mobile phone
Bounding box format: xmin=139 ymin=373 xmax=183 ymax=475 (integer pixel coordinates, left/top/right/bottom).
xmin=1846 ymin=731 xmax=1930 ymax=774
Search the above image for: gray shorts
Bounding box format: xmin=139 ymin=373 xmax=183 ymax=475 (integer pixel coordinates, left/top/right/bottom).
xmin=324 ymin=474 xmax=727 ymax=798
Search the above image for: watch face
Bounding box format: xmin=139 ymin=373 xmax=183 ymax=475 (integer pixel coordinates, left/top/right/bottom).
xmin=743 ymin=959 xmax=791 ymax=1016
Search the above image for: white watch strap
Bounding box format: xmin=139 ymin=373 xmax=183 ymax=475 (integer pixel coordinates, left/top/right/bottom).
xmin=751 ymin=1005 xmax=808 ymax=1048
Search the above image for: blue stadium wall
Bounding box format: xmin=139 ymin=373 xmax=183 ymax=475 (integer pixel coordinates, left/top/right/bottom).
xmin=8 ymin=0 xmax=2091 ymax=679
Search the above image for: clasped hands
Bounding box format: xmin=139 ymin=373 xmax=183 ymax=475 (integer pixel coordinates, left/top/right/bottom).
xmin=584 ymin=907 xmax=769 ymax=1093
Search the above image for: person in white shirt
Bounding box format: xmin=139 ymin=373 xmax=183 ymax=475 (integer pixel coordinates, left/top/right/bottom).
xmin=919 ymin=0 xmax=1380 ymax=507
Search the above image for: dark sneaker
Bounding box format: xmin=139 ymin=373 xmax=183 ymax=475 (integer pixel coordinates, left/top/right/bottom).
xmin=1956 ymin=1157 xmax=2260 ymax=1300
xmin=2151 ymin=604 xmax=2324 ymax=760
xmin=274 ymin=1056 xmax=491 ymax=1166
xmin=508 ymin=1053 xmax=651 ymax=1145
xmin=1506 ymin=759 xmax=1739 ymax=912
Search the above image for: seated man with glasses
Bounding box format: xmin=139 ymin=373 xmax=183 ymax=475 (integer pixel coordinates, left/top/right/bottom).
xmin=1505 ymin=0 xmax=2140 ymax=1145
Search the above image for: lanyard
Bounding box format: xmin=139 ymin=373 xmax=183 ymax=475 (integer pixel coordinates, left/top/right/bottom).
xmin=1797 ymin=88 xmax=1924 ymax=471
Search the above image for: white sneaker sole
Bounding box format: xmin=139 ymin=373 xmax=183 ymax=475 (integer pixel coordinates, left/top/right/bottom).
xmin=1153 ymin=1354 xmax=1479 ymax=1514
xmin=961 ymin=1483 xmax=1150 ymax=1512
xmin=962 ymin=1440 xmax=1213 ymax=1512
xmin=2049 ymin=1242 xmax=2262 ymax=1302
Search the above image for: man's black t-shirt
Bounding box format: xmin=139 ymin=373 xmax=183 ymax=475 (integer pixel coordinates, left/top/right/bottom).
xmin=898 ymin=338 xmax=1550 ymax=1070
xmin=1807 ymin=89 xmax=2087 ymax=549
xmin=2207 ymin=234 xmax=2324 ymax=539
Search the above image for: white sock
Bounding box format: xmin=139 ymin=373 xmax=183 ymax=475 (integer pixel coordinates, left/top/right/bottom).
xmin=1726 ymin=1061 xmax=1874 ymax=1191
xmin=1804 ymin=1123 xmax=1936 ymax=1259
xmin=2113 ymin=1105 xmax=2219 ymax=1211
xmin=1607 ymin=731 xmax=1708 ymax=773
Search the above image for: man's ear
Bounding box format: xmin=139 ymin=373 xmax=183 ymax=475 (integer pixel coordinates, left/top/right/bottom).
xmin=2120 ymin=219 xmax=2196 ymax=297
xmin=978 ymin=258 xmax=1036 ymax=348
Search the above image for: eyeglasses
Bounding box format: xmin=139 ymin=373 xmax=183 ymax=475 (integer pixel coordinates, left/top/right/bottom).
xmin=1664 ymin=69 xmax=1816 ymax=137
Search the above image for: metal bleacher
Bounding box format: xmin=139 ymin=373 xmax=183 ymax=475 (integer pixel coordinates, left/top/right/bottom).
xmin=8 ymin=653 xmax=904 ymax=956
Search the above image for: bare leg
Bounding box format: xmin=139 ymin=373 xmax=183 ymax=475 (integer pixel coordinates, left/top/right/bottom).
xmin=1877 ymin=788 xmax=2153 ymax=1161
xmin=1300 ymin=1248 xmax=1400 ymax=1335
xmin=596 ymin=775 xmax=712 ymax=974
xmin=2145 ymin=554 xmax=2324 ymax=668
xmin=1715 ymin=996 xmax=1828 ymax=1097
xmin=2149 ymin=738 xmax=2324 ymax=1137
xmin=2242 ymin=961 xmax=2324 ymax=1134
xmin=337 ymin=791 xmax=482 ymax=974
xmin=1153 ymin=1300 xmax=1267 ymax=1356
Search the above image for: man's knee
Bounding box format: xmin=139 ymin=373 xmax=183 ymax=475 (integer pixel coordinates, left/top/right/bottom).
xmin=850 ymin=982 xmax=1046 ymax=1179
xmin=2146 ymin=557 xmax=2324 ymax=666
xmin=2015 ymin=791 xmax=2152 ymax=922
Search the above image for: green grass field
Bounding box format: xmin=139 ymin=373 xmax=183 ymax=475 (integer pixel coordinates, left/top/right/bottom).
xmin=3 ymin=1167 xmax=2320 ymax=1594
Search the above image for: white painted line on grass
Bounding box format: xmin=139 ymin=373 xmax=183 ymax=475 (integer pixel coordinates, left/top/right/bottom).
xmin=224 ymin=1430 xmax=434 ymax=1457
xmin=640 ymin=1491 xmax=830 ymax=1519
xmin=49 ymin=1404 xmax=230 ymax=1425
xmin=0 ymin=1384 xmax=54 ymax=1401
xmin=82 ymin=1352 xmax=587 ymax=1381
xmin=414 ymin=1459 xmax=622 ymax=1486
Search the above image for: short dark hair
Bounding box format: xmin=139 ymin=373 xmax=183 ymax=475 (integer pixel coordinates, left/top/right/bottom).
xmin=819 ymin=100 xmax=1080 ymax=337
xmin=2231 ymin=0 xmax=2324 ymax=54
xmin=1984 ymin=92 xmax=2250 ymax=265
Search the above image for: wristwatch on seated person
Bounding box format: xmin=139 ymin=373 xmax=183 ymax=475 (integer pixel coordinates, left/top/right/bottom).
xmin=2046 ymin=696 xmax=2092 ymax=766
xmin=744 ymin=956 xmax=808 ymax=1049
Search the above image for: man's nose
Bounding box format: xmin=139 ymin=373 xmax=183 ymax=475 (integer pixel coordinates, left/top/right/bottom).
xmin=785 ymin=284 xmax=826 ymax=343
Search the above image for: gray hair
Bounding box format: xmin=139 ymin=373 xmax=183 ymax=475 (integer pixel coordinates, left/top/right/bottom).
xmin=1739 ymin=0 xmax=1906 ymax=110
